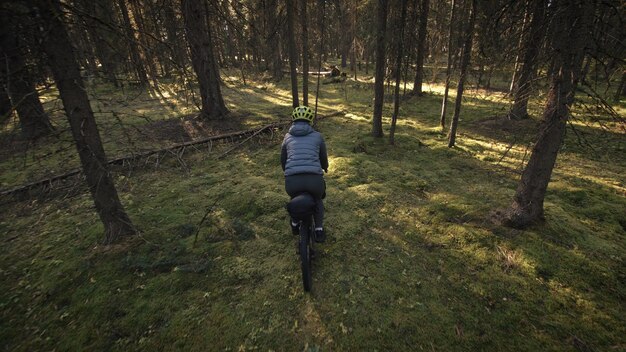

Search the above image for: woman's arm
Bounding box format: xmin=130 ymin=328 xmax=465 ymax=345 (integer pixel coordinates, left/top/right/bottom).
xmin=281 ymin=141 xmax=288 ymax=171
xmin=320 ymin=137 xmax=329 ymax=172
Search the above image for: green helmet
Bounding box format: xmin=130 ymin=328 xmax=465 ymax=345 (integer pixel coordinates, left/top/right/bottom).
xmin=291 ymin=106 xmax=314 ymax=123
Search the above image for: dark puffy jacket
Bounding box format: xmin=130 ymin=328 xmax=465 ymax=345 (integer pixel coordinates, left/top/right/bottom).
xmin=281 ymin=121 xmax=328 ymax=176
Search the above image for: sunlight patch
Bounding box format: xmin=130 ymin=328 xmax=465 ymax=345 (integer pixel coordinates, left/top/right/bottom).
xmin=344 ymin=113 xmax=368 ymax=122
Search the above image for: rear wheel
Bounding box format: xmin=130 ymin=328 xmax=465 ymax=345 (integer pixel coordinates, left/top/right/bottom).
xmin=300 ymin=220 xmax=312 ymax=292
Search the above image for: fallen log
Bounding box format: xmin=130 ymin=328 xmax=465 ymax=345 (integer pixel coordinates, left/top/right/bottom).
xmin=309 ymin=71 xmax=332 ymax=76
xmin=0 ymin=110 xmax=345 ymax=198
xmin=0 ymin=123 xmax=284 ymax=198
xmin=281 ymin=70 xmax=332 ymax=75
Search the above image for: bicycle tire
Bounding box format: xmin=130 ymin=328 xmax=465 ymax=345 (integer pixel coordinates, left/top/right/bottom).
xmin=300 ymin=219 xmax=313 ymax=292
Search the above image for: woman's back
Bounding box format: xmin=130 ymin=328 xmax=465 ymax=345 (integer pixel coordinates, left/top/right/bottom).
xmin=281 ymin=121 xmax=328 ymax=176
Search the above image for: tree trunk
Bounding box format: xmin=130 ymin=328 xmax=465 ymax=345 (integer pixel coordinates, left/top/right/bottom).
xmin=447 ymin=0 xmax=476 ymax=148
xmin=0 ymin=74 xmax=12 ymax=121
xmin=485 ymin=64 xmax=495 ymax=90
xmin=339 ymin=1 xmax=350 ymax=69
xmin=616 ymin=70 xmax=626 ymax=99
xmin=372 ymin=0 xmax=388 ymax=138
xmin=129 ymin=0 xmax=160 ymax=83
xmin=181 ymin=0 xmax=229 ymax=119
xmin=260 ymin=1 xmax=271 ymax=72
xmin=508 ymin=0 xmax=545 ymax=120
xmin=389 ymin=0 xmax=408 ymax=145
xmin=476 ymin=63 xmax=484 ymax=89
xmin=504 ymin=0 xmax=589 ymax=228
xmin=117 ymin=0 xmax=149 ymax=85
xmin=266 ymin=0 xmax=283 ymax=81
xmin=74 ymin=24 xmax=98 ymax=77
xmin=164 ymin=0 xmax=186 ymax=75
xmin=221 ymin=1 xmax=235 ymax=66
xmin=80 ymin=0 xmax=119 ymax=86
xmin=313 ymin=0 xmax=326 ymax=119
xmin=286 ymin=0 xmax=299 ymax=108
xmin=579 ymin=54 xmax=591 ymax=86
xmin=0 ymin=22 xmax=53 ymax=140
xmin=403 ymin=0 xmax=417 ymax=96
xmin=36 ymin=0 xmax=135 ymax=243
xmin=301 ymin=0 xmax=309 ymax=106
xmin=318 ymin=1 xmax=326 ymax=65
xmin=248 ymin=2 xmax=264 ymax=72
xmin=439 ymin=0 xmax=456 ymax=129
xmin=509 ymin=2 xmax=531 ymax=94
xmin=411 ymin=0 xmax=429 ymax=96
xmin=351 ymin=0 xmax=358 ymax=79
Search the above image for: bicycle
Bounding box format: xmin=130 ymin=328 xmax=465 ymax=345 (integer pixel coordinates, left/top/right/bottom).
xmin=286 ymin=193 xmax=317 ymax=292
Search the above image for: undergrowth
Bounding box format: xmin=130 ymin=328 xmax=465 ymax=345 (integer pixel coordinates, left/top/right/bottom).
xmin=1 ymin=68 xmax=624 ymax=351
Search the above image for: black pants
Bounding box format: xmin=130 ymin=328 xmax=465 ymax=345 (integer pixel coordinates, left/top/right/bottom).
xmin=285 ymin=173 xmax=325 ymax=228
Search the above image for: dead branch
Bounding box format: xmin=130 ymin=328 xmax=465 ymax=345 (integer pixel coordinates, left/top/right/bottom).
xmin=193 ymin=198 xmax=220 ymax=247
xmin=497 ymin=137 xmax=518 ymax=165
xmin=217 ymin=123 xmax=282 ymax=159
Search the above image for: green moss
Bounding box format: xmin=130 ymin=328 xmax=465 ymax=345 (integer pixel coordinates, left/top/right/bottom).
xmin=1 ymin=70 xmax=625 ymax=351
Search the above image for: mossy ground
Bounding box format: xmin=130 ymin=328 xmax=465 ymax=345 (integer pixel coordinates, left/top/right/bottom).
xmin=1 ymin=67 xmax=624 ymax=351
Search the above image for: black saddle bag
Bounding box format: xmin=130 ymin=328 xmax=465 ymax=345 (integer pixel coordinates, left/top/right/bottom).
xmin=286 ymin=193 xmax=316 ymax=221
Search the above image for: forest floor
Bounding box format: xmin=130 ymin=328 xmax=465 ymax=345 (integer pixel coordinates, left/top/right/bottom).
xmin=1 ymin=68 xmax=625 ymax=351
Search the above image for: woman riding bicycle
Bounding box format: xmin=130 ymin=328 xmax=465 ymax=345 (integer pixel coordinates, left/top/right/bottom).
xmin=281 ymin=106 xmax=328 ymax=242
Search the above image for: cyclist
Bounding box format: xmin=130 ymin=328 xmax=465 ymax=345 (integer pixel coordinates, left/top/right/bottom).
xmin=281 ymin=106 xmax=328 ymax=242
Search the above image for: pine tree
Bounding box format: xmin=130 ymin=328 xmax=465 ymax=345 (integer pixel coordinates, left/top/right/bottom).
xmin=35 ymin=0 xmax=135 ymax=243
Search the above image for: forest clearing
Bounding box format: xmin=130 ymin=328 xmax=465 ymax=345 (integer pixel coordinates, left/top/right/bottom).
xmin=1 ymin=0 xmax=625 ymax=351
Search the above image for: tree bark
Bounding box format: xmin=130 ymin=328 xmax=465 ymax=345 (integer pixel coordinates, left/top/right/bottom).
xmin=351 ymin=0 xmax=358 ymax=78
xmin=508 ymin=0 xmax=545 ymax=120
xmin=313 ymin=0 xmax=326 ymax=119
xmin=117 ymin=0 xmax=149 ymax=85
xmin=266 ymin=0 xmax=283 ymax=80
xmin=616 ymin=70 xmax=626 ymax=99
xmin=247 ymin=1 xmax=264 ymax=72
xmin=439 ymin=0 xmax=456 ymax=129
xmin=163 ymin=0 xmax=186 ymax=75
xmin=339 ymin=0 xmax=350 ymax=68
xmin=286 ymin=0 xmax=299 ymax=108
xmin=389 ymin=0 xmax=408 ymax=145
xmin=79 ymin=0 xmax=119 ymax=86
xmin=0 ymin=73 xmax=12 ymax=121
xmin=504 ymin=0 xmax=589 ymax=228
xmin=509 ymin=2 xmax=531 ymax=94
xmin=372 ymin=0 xmax=388 ymax=138
xmin=301 ymin=0 xmax=309 ymax=106
xmin=36 ymin=0 xmax=135 ymax=243
xmin=411 ymin=0 xmax=429 ymax=96
xmin=181 ymin=0 xmax=229 ymax=119
xmin=220 ymin=0 xmax=236 ymax=65
xmin=447 ymin=0 xmax=476 ymax=148
xmin=0 ymin=20 xmax=53 ymax=140
xmin=73 ymin=24 xmax=98 ymax=77
xmin=129 ymin=0 xmax=160 ymax=82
